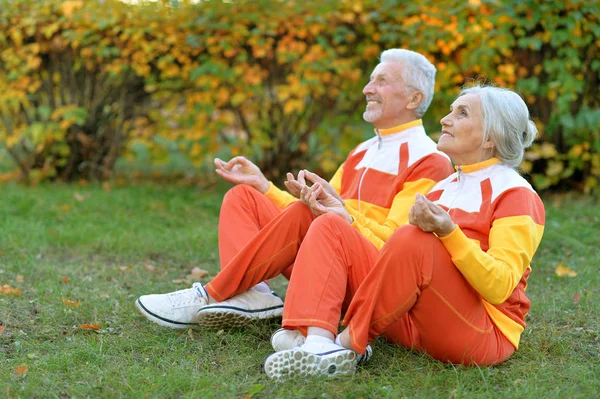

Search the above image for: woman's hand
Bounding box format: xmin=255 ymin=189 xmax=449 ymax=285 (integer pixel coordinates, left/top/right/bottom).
xmin=409 ymin=194 xmax=456 ymax=236
xmin=300 ymin=183 xmax=352 ymax=223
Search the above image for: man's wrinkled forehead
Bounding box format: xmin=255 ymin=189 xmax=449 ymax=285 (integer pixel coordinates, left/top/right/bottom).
xmin=370 ymin=61 xmax=404 ymax=81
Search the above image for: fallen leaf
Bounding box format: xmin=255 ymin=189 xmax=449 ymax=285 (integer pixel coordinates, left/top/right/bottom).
xmin=74 ymin=192 xmax=86 ymax=202
xmin=119 ymin=265 xmax=134 ymax=272
xmin=77 ymin=324 xmax=100 ymax=330
xmin=0 ymin=325 xmax=5 ymax=335
xmin=62 ymin=297 xmax=81 ymax=307
xmin=188 ymin=267 xmax=208 ymax=279
xmin=171 ymin=279 xmax=186 ymax=284
xmin=15 ymin=275 xmax=24 ymax=283
xmin=61 ymin=277 xmax=70 ymax=284
xmin=187 ymin=329 xmax=195 ymax=340
xmin=59 ymin=204 xmax=71 ymax=213
xmin=143 ymin=264 xmax=156 ymax=272
xmin=14 ymin=364 xmax=28 ymax=377
xmin=103 ymin=182 xmax=111 ymax=192
xmin=572 ymin=293 xmax=582 ymax=304
xmin=0 ymin=285 xmax=21 ymax=296
xmin=555 ymin=263 xmax=577 ymax=278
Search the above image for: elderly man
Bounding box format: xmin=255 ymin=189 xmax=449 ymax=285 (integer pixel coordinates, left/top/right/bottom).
xmin=135 ymin=49 xmax=453 ymax=333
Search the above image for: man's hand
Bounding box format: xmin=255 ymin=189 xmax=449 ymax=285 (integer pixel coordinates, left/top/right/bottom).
xmin=214 ymin=156 xmax=270 ymax=194
xmin=409 ymin=194 xmax=456 ymax=236
xmin=283 ymin=170 xmax=307 ymax=199
xmin=300 ymin=183 xmax=353 ymax=223
xmin=302 ymin=170 xmax=345 ymax=205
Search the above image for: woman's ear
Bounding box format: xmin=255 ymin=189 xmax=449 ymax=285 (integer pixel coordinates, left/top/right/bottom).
xmin=482 ymin=136 xmax=495 ymax=150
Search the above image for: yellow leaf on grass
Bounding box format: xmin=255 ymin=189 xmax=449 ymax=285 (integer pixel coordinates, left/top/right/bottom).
xmin=555 ymin=264 xmax=577 ymax=278
xmin=143 ymin=264 xmax=156 ymax=272
xmin=188 ymin=267 xmax=208 ymax=279
xmin=0 ymin=325 xmax=5 ymax=335
xmin=0 ymin=285 xmax=21 ymax=296
xmin=62 ymin=297 xmax=81 ymax=307
xmin=14 ymin=364 xmax=28 ymax=377
xmin=15 ymin=275 xmax=24 ymax=283
xmin=77 ymin=324 xmax=100 ymax=330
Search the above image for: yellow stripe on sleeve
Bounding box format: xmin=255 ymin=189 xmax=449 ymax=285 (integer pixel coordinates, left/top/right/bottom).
xmin=264 ymin=182 xmax=297 ymax=209
xmin=439 ymin=215 xmax=545 ymax=304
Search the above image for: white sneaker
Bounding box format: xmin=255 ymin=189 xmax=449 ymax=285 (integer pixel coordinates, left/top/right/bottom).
xmin=264 ymin=341 xmax=367 ymax=380
xmin=271 ymin=328 xmax=306 ymax=351
xmin=270 ymin=329 xmax=373 ymax=363
xmin=135 ymin=283 xmax=209 ymax=329
xmin=196 ymin=289 xmax=283 ymax=329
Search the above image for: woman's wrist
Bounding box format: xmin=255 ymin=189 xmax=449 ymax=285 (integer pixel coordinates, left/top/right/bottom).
xmin=435 ymin=221 xmax=456 ymax=237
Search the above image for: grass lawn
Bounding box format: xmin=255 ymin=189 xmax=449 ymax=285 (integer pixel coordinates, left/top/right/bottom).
xmin=1 ymin=183 xmax=598 ymax=398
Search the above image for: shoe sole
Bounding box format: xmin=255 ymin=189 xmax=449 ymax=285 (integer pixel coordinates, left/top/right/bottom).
xmin=196 ymin=305 xmax=283 ymax=329
xmin=264 ymin=348 xmax=357 ymax=380
xmin=135 ymin=299 xmax=200 ymax=330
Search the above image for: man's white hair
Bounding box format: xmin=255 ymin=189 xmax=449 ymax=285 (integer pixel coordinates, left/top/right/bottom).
xmin=380 ymin=49 xmax=437 ymax=118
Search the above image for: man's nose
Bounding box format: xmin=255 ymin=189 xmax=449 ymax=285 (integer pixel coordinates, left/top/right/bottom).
xmin=363 ymin=81 xmax=374 ymax=96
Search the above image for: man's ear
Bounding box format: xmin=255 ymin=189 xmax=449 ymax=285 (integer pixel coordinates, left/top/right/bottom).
xmin=406 ymin=91 xmax=424 ymax=111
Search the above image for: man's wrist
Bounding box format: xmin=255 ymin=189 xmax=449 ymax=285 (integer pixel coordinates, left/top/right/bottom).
xmin=256 ymin=178 xmax=270 ymax=194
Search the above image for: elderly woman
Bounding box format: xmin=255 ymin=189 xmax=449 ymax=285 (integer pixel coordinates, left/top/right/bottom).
xmin=264 ymin=85 xmax=545 ymax=379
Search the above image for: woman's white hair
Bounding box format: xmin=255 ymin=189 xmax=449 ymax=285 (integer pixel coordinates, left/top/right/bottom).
xmin=380 ymin=49 xmax=436 ymax=118
xmin=459 ymin=85 xmax=537 ymax=168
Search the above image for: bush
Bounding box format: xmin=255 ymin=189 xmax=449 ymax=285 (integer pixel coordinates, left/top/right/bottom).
xmin=0 ymin=0 xmax=598 ymax=192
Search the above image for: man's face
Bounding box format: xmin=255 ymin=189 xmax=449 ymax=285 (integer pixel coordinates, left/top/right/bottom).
xmin=362 ymin=61 xmax=414 ymax=129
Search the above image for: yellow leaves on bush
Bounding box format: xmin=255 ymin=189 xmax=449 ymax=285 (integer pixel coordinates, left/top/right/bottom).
xmin=554 ymin=263 xmax=577 ymax=278
xmin=60 ymin=0 xmax=84 ymax=19
xmin=0 ymin=285 xmax=21 ymax=296
xmin=546 ymin=160 xmax=564 ymax=177
xmin=62 ymin=297 xmax=81 ymax=307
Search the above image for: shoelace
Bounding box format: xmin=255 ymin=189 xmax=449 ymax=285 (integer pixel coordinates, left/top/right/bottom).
xmin=167 ymin=283 xmax=206 ymax=306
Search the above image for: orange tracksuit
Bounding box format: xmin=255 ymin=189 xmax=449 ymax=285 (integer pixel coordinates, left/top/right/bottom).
xmin=290 ymin=157 xmax=545 ymax=365
xmin=206 ymin=120 xmax=453 ymax=302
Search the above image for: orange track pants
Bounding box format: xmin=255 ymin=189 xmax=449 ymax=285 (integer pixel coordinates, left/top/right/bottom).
xmin=341 ymin=224 xmax=515 ymax=366
xmin=282 ymin=213 xmax=379 ymax=336
xmin=216 ymin=185 xmax=293 ymax=278
xmin=206 ymin=188 xmax=319 ymax=302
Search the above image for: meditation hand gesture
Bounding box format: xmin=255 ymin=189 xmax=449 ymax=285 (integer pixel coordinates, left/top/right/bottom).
xmin=284 ymin=170 xmax=344 ymax=204
xmin=409 ymin=194 xmax=456 ymax=237
xmin=214 ymin=156 xmax=270 ymax=194
xmin=300 ymin=183 xmax=353 ymax=223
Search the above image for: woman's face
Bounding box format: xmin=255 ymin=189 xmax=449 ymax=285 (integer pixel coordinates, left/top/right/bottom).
xmin=437 ymin=93 xmax=493 ymax=166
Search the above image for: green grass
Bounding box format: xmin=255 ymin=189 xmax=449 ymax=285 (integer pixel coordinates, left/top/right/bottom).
xmin=1 ymin=183 xmax=598 ymax=398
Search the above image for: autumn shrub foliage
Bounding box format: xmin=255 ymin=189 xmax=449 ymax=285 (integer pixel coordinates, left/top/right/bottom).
xmin=0 ymin=0 xmax=598 ymax=192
